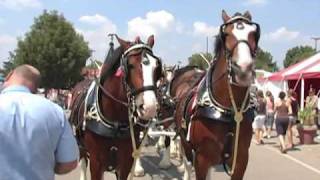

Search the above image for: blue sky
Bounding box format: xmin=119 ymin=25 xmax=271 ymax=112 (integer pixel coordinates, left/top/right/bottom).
xmin=0 ymin=0 xmax=319 ymax=68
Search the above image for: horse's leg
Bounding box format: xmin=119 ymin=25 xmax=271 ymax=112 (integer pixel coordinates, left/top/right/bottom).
xmin=194 ymin=151 xmax=211 ymax=180
xmin=182 ymin=156 xmax=193 ymax=180
xmin=133 ymin=157 xmax=145 ymax=177
xmin=156 ymin=135 xmax=165 ymax=152
xmin=117 ymin=147 xmax=134 ymax=180
xmin=89 ymin=157 xmax=104 ymax=180
xmin=175 ymin=137 xmax=183 ymax=162
xmin=79 ymin=157 xmax=88 ymax=180
xmin=159 ymin=135 xmax=171 ymax=169
xmin=85 ymin=131 xmax=106 ymax=180
xmin=230 ymin=121 xmax=252 ymax=180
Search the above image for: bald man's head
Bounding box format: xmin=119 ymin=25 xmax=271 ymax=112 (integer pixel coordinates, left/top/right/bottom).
xmin=5 ymin=64 xmax=41 ymax=93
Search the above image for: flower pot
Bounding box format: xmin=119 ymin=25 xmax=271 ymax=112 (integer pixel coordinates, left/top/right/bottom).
xmin=297 ymin=126 xmax=317 ymax=144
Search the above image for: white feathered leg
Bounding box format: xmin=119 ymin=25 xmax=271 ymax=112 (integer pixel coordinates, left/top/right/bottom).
xmin=79 ymin=158 xmax=87 ymax=180
xmin=170 ymin=137 xmax=177 ymax=158
xmin=206 ymin=166 xmax=214 ymax=180
xmin=156 ymin=135 xmax=165 ymax=152
xmin=134 ymin=157 xmax=145 ymax=177
xmin=183 ymin=157 xmax=192 ymax=180
xmin=159 ymin=146 xmax=171 ymax=169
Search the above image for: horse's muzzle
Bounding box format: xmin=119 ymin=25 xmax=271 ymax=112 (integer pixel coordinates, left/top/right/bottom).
xmin=135 ymin=91 xmax=158 ymax=120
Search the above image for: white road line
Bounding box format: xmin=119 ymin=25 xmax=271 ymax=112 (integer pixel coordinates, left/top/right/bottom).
xmin=141 ymin=157 xmax=175 ymax=179
xmin=264 ymin=145 xmax=320 ymax=175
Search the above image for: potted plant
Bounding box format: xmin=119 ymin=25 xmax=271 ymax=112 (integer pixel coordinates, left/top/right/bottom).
xmin=297 ymin=105 xmax=318 ymax=144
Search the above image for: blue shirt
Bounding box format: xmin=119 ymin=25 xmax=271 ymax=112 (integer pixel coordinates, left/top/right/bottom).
xmin=0 ymin=85 xmax=79 ymax=180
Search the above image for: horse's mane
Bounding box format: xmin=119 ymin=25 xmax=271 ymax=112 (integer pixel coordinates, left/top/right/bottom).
xmin=174 ymin=65 xmax=199 ymax=78
xmin=100 ymin=46 xmax=123 ymax=83
xmin=213 ymin=33 xmax=224 ymax=59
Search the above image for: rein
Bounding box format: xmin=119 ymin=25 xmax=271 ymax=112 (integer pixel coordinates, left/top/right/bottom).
xmin=226 ymin=82 xmax=250 ymax=175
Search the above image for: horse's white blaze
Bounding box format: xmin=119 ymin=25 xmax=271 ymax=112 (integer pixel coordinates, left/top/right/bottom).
xmin=137 ymin=53 xmax=158 ymax=119
xmin=232 ymin=22 xmax=256 ymax=71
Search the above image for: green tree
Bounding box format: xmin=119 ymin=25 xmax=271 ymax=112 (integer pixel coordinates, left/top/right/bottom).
xmin=255 ymin=48 xmax=278 ymax=72
xmin=2 ymin=52 xmax=16 ymax=75
xmin=188 ymin=53 xmax=213 ymax=70
xmin=86 ymin=59 xmax=103 ymax=69
xmin=283 ymin=45 xmax=316 ymax=68
xmin=9 ymin=10 xmax=90 ymax=89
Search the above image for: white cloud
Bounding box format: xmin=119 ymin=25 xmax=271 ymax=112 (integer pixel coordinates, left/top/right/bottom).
xmin=76 ymin=15 xmax=117 ymax=61
xmin=193 ymin=21 xmax=219 ymax=37
xmin=264 ymin=27 xmax=300 ymax=42
xmin=243 ymin=0 xmax=267 ymax=6
xmin=0 ymin=34 xmax=16 ymax=66
xmin=127 ymin=10 xmax=175 ymax=39
xmin=0 ymin=0 xmax=42 ymax=10
xmin=79 ymin=14 xmax=109 ymax=25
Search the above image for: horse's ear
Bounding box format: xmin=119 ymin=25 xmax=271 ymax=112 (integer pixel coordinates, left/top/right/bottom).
xmin=222 ymin=10 xmax=230 ymax=23
xmin=115 ymin=34 xmax=130 ymax=50
xmin=134 ymin=36 xmax=141 ymax=43
xmin=147 ymin=35 xmax=154 ymax=48
xmin=243 ymin=11 xmax=252 ymax=21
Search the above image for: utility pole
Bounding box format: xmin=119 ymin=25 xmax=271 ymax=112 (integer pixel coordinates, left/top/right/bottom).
xmin=206 ymin=36 xmax=209 ymax=55
xmin=311 ymin=37 xmax=320 ymax=52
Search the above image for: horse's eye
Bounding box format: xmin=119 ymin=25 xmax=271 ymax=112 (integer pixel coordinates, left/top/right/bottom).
xmin=142 ymin=59 xmax=150 ymax=65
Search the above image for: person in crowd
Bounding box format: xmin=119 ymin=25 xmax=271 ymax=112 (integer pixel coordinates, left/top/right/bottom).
xmin=287 ymin=89 xmax=299 ymax=149
xmin=252 ymin=90 xmax=267 ymax=145
xmin=306 ymin=88 xmax=318 ymax=111
xmin=264 ymin=90 xmax=275 ymax=139
xmin=306 ymin=88 xmax=319 ymax=127
xmin=274 ymin=91 xmax=292 ymax=153
xmin=0 ymin=64 xmax=79 ymax=180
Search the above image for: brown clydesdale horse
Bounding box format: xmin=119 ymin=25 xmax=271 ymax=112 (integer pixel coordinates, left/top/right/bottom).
xmin=69 ymin=35 xmax=162 ymax=180
xmin=174 ymin=10 xmax=260 ymax=180
xmin=155 ymin=65 xmax=205 ymax=169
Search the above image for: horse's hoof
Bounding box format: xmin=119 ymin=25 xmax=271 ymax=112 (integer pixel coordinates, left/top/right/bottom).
xmin=134 ymin=169 xmax=145 ymax=177
xmin=177 ymin=164 xmax=185 ymax=173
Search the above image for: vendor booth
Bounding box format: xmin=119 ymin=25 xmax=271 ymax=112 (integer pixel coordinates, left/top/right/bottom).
xmin=266 ymin=53 xmax=320 ymax=109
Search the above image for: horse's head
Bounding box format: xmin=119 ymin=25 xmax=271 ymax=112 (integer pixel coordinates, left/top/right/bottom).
xmin=220 ymin=10 xmax=260 ymax=86
xmin=116 ymin=35 xmax=162 ymax=120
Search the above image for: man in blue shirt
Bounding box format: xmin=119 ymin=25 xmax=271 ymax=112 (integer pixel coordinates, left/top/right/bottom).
xmin=0 ymin=64 xmax=79 ymax=180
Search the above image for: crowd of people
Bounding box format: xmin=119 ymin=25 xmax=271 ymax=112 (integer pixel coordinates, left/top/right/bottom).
xmin=252 ymin=88 xmax=319 ymax=154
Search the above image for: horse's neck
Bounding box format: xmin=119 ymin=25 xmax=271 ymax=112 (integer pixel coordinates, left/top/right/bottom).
xmin=99 ymin=75 xmax=128 ymax=121
xmin=211 ymin=56 xmax=249 ymax=109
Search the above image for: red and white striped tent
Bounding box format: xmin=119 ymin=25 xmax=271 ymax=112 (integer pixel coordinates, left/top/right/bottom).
xmin=266 ymin=53 xmax=320 ymax=108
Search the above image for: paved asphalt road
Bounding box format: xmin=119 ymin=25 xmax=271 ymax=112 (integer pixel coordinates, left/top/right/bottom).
xmin=56 ymin=134 xmax=320 ymax=180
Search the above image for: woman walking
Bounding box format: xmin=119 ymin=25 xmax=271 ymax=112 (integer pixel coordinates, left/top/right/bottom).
xmin=253 ymin=90 xmax=267 ymax=144
xmin=265 ymin=91 xmax=275 ymax=139
xmin=274 ymin=91 xmax=292 ymax=153
xmin=287 ymin=89 xmax=299 ymax=149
